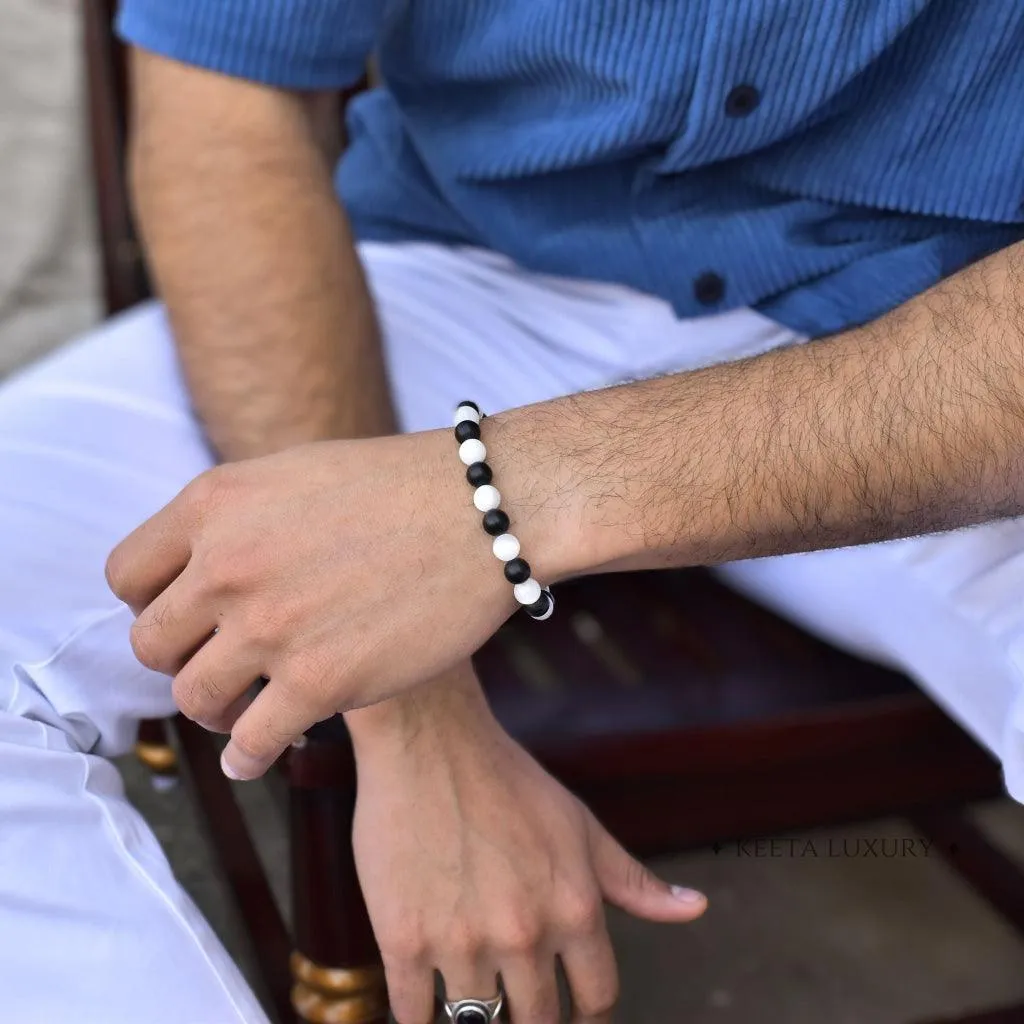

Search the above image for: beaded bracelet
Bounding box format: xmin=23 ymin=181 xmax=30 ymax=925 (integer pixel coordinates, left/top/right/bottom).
xmin=453 ymin=401 xmax=555 ymax=621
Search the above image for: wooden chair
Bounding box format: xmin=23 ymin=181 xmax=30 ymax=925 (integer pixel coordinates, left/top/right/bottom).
xmin=84 ymin=6 xmax=1024 ymax=1022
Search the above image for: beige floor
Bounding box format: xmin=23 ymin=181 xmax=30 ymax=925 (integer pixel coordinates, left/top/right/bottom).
xmin=6 ymin=5 xmax=1024 ymax=1022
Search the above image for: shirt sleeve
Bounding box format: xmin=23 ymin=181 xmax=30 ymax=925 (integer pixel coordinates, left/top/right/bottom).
xmin=116 ymin=0 xmax=381 ymax=90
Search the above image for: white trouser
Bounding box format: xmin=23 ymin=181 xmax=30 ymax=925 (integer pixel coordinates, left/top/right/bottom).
xmin=2 ymin=242 xmax=1023 ymax=1023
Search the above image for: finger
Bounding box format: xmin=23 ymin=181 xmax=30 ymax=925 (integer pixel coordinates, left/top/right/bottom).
xmin=129 ymin=566 xmax=215 ymax=675
xmin=590 ymin=818 xmax=707 ymax=923
xmin=570 ymin=1010 xmax=614 ymax=1024
xmin=221 ymin=678 xmax=327 ymax=780
xmin=382 ymin=957 xmax=436 ymax=1024
xmin=172 ymin=632 xmax=261 ymax=732
xmin=106 ymin=481 xmax=201 ymax=613
xmin=439 ymin=955 xmax=501 ymax=1013
xmin=570 ymin=1008 xmax=614 ymax=1024
xmin=498 ymin=954 xmax=560 ymax=1023
xmin=560 ymin=934 xmax=619 ymax=1021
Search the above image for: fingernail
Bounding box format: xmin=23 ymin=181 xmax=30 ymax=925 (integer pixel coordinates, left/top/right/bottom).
xmin=220 ymin=751 xmax=244 ymax=780
xmin=670 ymin=886 xmax=705 ymax=904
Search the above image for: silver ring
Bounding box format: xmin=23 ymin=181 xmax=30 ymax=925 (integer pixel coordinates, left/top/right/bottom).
xmin=444 ymin=993 xmax=504 ymax=1023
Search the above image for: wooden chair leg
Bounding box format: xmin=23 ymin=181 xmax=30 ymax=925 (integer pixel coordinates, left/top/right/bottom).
xmin=908 ymin=808 xmax=1024 ymax=1024
xmin=175 ymin=716 xmax=295 ymax=1023
xmin=910 ymin=806 xmax=1024 ymax=942
xmin=134 ymin=717 xmax=179 ymax=788
xmin=288 ymin=729 xmax=388 ymax=1024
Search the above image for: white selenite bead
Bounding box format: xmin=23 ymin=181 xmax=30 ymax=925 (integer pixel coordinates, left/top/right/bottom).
xmin=459 ymin=438 xmax=487 ymax=465
xmin=453 ymin=404 xmax=482 ymax=426
xmin=492 ymin=533 xmax=521 ymax=561
xmin=514 ymin=578 xmax=542 ymax=605
xmin=531 ymin=591 xmax=555 ymax=620
xmin=473 ymin=484 xmax=501 ymax=512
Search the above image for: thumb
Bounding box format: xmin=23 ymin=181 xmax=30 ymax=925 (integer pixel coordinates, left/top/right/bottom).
xmin=590 ymin=818 xmax=707 ymax=923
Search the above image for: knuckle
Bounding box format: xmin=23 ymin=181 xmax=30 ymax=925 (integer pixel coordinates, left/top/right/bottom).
xmin=492 ymin=914 xmax=544 ymax=956
xmin=104 ymin=549 xmax=130 ymax=599
xmin=172 ymin=672 xmax=221 ymax=723
xmin=183 ymin=466 xmax=234 ymax=513
xmin=172 ymin=691 xmax=203 ymax=724
xmin=188 ymin=546 xmax=236 ymax=597
xmin=199 ymin=710 xmax=236 ymax=734
xmin=278 ymin=669 xmax=335 ymax=723
xmin=129 ymin=619 xmax=165 ymax=672
xmin=227 ymin=726 xmax=268 ymax=765
xmin=556 ymin=890 xmax=603 ymax=936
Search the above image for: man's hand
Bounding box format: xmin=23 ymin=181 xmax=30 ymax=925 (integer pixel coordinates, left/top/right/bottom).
xmin=348 ymin=666 xmax=706 ymax=1024
xmin=106 ymin=428 xmax=574 ymax=780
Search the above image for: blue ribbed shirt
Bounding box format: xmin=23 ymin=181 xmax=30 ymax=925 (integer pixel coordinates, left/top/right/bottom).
xmin=118 ymin=1 xmax=1024 ymax=337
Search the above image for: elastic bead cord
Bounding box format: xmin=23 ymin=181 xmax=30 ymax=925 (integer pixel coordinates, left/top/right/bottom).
xmin=453 ymin=401 xmax=555 ymax=621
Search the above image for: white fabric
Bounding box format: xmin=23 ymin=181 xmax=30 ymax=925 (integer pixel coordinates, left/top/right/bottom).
xmin=1 ymin=240 xmax=1023 ymax=1021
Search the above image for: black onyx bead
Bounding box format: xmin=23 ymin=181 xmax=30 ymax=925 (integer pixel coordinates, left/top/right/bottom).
xmin=466 ymin=461 xmax=492 ymax=487
xmin=454 ymin=1010 xmax=488 ymax=1024
xmin=456 ymin=400 xmax=480 ymax=415
xmin=482 ymin=509 xmax=510 ymax=536
xmin=725 ymin=84 xmax=760 ymax=117
xmin=454 ymin=419 xmax=481 ymax=443
xmin=504 ymin=557 xmax=531 ymax=584
xmin=694 ymin=271 xmax=725 ymax=306
xmin=525 ymin=591 xmax=553 ymax=619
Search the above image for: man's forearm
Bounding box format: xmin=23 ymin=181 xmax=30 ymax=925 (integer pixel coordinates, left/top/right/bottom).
xmin=129 ymin=50 xmax=393 ymax=460
xmin=496 ymin=241 xmax=1024 ymax=579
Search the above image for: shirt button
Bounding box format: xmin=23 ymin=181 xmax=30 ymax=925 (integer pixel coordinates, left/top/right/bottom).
xmin=694 ymin=272 xmax=725 ymax=306
xmin=725 ymin=84 xmax=760 ymax=117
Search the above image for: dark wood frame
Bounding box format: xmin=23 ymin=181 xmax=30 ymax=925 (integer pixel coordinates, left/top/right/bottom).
xmin=82 ymin=7 xmax=1024 ymax=1022
xmin=83 ymin=0 xmax=148 ymax=316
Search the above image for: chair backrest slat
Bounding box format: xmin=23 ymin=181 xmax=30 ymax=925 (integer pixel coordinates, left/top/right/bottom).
xmin=83 ymin=0 xmax=150 ymax=314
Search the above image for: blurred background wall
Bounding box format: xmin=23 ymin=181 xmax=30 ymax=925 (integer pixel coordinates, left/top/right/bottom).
xmin=0 ymin=0 xmax=98 ymax=376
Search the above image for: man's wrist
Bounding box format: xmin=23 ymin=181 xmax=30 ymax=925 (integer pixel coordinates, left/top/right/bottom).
xmin=344 ymin=663 xmax=494 ymax=754
xmin=484 ymin=396 xmax=649 ymax=582
xmin=345 ymin=406 xmax=597 ymax=754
